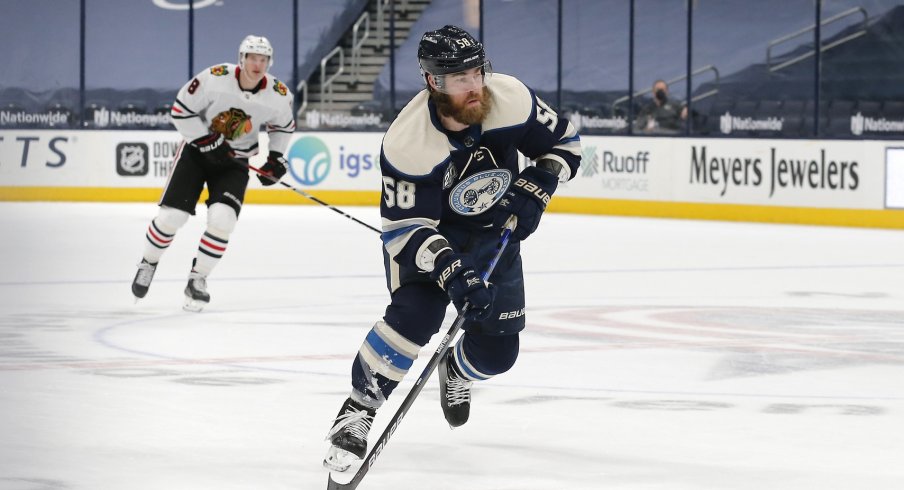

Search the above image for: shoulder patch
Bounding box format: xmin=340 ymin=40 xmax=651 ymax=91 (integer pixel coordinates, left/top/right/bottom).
xmin=209 ymin=65 xmax=229 ymax=76
xmin=273 ymin=79 xmax=288 ymax=96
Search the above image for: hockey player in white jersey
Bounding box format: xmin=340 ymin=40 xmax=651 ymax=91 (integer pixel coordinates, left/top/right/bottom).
xmin=130 ymin=35 xmax=295 ymax=311
xmin=324 ymin=25 xmax=581 ymax=471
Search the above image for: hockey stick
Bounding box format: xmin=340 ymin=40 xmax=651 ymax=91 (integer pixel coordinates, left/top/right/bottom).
xmin=238 ymin=159 xmax=381 ymax=235
xmin=326 ymin=221 xmax=515 ymax=490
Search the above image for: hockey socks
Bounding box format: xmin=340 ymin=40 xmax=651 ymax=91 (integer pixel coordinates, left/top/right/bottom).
xmin=192 ymin=231 xmax=228 ymax=276
xmin=143 ymin=218 xmax=175 ymax=264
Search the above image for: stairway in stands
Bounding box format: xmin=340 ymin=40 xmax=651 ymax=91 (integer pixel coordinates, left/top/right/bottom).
xmin=298 ymin=0 xmax=431 ymax=129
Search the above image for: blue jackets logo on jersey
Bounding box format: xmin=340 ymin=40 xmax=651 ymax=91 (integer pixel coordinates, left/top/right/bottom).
xmin=287 ymin=136 xmax=330 ymax=186
xmin=448 ymin=169 xmax=512 ymax=215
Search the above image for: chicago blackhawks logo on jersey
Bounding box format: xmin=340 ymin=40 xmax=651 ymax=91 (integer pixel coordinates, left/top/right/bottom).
xmin=210 ymin=107 xmax=253 ymax=140
xmin=273 ymin=79 xmax=288 ymax=96
xmin=209 ymin=65 xmax=229 ymax=76
xmin=448 ymin=169 xmax=512 ymax=216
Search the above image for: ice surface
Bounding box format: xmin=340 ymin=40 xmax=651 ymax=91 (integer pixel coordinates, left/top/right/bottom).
xmin=1 ymin=202 xmax=902 ymax=490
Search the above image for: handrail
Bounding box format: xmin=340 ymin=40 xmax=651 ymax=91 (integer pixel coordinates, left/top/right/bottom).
xmin=612 ymin=64 xmax=720 ymax=112
xmin=767 ymin=7 xmax=868 ymax=72
xmin=319 ymin=46 xmax=344 ymax=111
xmin=295 ymin=79 xmax=308 ymax=118
xmin=376 ymin=0 xmax=389 ymax=49
xmin=376 ymin=0 xmax=408 ymax=48
xmin=351 ymin=11 xmax=370 ymax=83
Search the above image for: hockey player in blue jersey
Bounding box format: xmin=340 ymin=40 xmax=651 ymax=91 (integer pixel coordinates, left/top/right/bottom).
xmin=324 ymin=25 xmax=581 ymax=471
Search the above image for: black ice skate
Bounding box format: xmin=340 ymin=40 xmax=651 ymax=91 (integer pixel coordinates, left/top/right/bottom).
xmin=439 ymin=348 xmax=473 ymax=428
xmin=183 ymin=271 xmax=210 ymax=312
xmin=323 ymin=397 xmax=376 ymax=472
xmin=131 ymin=259 xmax=157 ymax=300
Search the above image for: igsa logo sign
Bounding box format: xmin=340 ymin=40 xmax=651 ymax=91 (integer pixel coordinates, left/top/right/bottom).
xmin=287 ymin=136 xmax=330 ymax=185
xmin=286 ymin=136 xmax=377 ymax=186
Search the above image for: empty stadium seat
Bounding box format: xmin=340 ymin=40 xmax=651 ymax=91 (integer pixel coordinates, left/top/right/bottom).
xmin=781 ymin=99 xmax=806 ymax=117
xmin=857 ymin=100 xmax=882 ymax=116
xmin=757 ymin=100 xmax=783 ymax=118
xmin=825 ymin=115 xmax=854 ymax=137
xmin=734 ymin=100 xmax=758 ymax=116
xmin=829 ymin=99 xmax=856 ymax=118
xmin=883 ymin=100 xmax=904 ymax=119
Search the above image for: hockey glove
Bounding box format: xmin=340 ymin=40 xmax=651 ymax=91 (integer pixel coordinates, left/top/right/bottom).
xmin=191 ymin=132 xmax=234 ymax=165
xmin=492 ymin=165 xmax=559 ymax=241
xmin=431 ymin=252 xmax=496 ymax=321
xmin=257 ymin=151 xmax=288 ymax=186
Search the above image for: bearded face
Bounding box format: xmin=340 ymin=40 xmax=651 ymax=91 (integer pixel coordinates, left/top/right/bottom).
xmin=430 ymin=85 xmax=492 ymax=126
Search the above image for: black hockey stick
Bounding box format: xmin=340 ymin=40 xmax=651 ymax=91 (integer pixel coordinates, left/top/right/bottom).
xmin=326 ymin=222 xmax=515 ymax=490
xmin=238 ymin=159 xmax=382 ymax=235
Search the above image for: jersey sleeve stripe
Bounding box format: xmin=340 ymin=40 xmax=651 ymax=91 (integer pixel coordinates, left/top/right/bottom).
xmin=173 ymin=98 xmax=197 ymax=114
xmin=381 ymin=217 xmax=440 ymax=262
xmin=381 ymin=223 xmax=420 ymax=245
xmin=554 ymin=139 xmax=582 ymax=156
xmin=268 ymin=119 xmax=296 ymax=130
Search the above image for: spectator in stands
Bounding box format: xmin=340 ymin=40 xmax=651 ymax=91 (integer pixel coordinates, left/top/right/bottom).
xmin=635 ymin=79 xmax=687 ymax=133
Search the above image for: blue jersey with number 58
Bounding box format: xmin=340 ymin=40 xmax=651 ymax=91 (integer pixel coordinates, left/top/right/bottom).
xmin=379 ymin=73 xmax=581 ymax=292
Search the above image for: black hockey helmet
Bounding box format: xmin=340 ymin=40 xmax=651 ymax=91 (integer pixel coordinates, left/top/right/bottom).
xmin=417 ymin=25 xmax=488 ymax=77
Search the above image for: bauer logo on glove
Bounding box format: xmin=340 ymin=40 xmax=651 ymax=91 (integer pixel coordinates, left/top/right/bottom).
xmin=434 ymin=257 xmax=463 ymax=289
xmin=492 ymin=165 xmax=560 ymax=241
xmin=512 ymin=177 xmax=551 ymax=207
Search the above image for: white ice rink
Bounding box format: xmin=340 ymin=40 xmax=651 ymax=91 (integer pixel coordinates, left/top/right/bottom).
xmin=1 ymin=202 xmax=902 ymax=490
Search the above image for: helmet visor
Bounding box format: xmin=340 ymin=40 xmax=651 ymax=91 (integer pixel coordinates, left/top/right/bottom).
xmin=430 ymin=61 xmax=493 ymax=95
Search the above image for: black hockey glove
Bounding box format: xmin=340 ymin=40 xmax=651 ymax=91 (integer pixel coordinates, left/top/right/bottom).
xmin=492 ymin=165 xmax=559 ymax=241
xmin=191 ymin=132 xmax=234 ymax=165
xmin=431 ymin=252 xmax=496 ymax=321
xmin=257 ymin=151 xmax=288 ymax=186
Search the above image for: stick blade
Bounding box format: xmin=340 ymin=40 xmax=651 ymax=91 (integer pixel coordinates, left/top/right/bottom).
xmin=326 ymin=473 xmax=354 ymax=490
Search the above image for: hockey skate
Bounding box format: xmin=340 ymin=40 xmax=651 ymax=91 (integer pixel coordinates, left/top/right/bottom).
xmin=323 ymin=397 xmax=376 ymax=472
xmin=183 ymin=271 xmax=210 ymax=312
xmin=131 ymin=259 xmax=157 ymax=300
xmin=439 ymin=348 xmax=473 ymax=428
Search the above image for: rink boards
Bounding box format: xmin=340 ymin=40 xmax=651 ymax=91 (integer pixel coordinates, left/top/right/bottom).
xmin=0 ymin=130 xmax=902 ymax=228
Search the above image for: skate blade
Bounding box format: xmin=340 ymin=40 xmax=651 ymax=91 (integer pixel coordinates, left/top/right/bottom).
xmin=323 ymin=446 xmax=360 ymax=473
xmin=182 ymin=297 xmax=208 ymax=312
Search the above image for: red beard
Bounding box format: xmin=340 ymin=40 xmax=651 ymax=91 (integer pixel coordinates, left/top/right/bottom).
xmin=431 ymin=86 xmax=492 ymax=126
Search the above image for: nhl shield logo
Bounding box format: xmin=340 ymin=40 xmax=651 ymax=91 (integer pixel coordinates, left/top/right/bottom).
xmin=116 ymin=142 xmax=149 ymax=176
xmin=850 ymin=112 xmax=864 ymax=136
xmin=448 ymin=169 xmax=512 ymax=216
xmin=720 ymin=112 xmax=732 ymax=134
